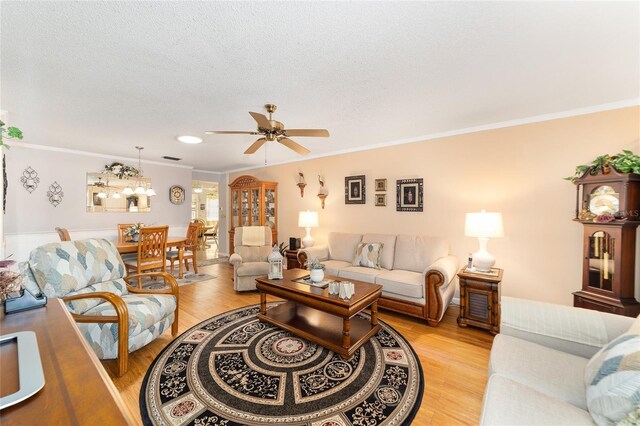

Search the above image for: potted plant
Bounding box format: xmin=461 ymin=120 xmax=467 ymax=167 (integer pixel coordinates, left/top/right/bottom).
xmin=308 ymin=257 xmax=325 ymax=283
xmin=0 ymin=120 xmax=24 ymax=149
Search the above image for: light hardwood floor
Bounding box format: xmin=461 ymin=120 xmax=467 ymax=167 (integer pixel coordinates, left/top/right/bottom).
xmin=109 ymin=263 xmax=494 ymax=425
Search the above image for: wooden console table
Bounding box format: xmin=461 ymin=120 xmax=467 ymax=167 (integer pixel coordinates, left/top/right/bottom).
xmin=0 ymin=299 xmax=135 ymax=425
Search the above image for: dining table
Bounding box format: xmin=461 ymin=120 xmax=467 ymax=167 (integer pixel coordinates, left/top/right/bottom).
xmin=115 ymin=236 xmax=187 ymax=278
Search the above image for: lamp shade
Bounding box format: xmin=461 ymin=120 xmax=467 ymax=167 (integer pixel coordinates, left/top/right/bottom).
xmin=298 ymin=211 xmax=319 ymax=228
xmin=465 ymin=211 xmax=504 ymax=238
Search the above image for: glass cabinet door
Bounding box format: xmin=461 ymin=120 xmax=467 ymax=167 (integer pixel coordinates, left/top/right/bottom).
xmin=265 ymin=188 xmax=276 ymax=229
xmin=232 ymin=190 xmax=239 ymax=229
xmin=587 ymin=231 xmax=614 ymax=292
xmin=241 ymin=189 xmax=249 ymax=226
xmin=251 ymin=188 xmax=260 ymax=225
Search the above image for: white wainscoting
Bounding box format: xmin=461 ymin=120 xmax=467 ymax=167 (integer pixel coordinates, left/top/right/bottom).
xmin=5 ymin=225 xmax=189 ymax=262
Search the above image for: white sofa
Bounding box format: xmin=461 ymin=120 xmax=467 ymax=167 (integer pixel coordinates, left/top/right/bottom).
xmin=481 ymin=296 xmax=639 ymax=425
xmin=298 ymin=232 xmax=459 ymax=326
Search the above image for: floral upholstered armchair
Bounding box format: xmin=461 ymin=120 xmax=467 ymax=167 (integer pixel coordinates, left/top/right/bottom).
xmin=20 ymin=238 xmax=179 ymax=376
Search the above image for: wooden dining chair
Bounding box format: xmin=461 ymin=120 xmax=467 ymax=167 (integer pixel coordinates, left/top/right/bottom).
xmin=55 ymin=227 xmax=71 ymax=241
xmin=204 ymin=222 xmax=219 ymax=247
xmin=167 ymin=222 xmax=200 ymax=275
xmin=124 ymin=226 xmax=168 ymax=286
xmin=117 ymin=223 xmax=136 ymax=243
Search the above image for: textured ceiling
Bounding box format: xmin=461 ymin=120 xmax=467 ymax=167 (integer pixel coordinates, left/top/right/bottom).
xmin=1 ymin=2 xmax=638 ymax=172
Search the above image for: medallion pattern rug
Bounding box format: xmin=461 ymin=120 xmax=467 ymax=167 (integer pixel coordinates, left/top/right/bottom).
xmin=140 ymin=304 xmax=423 ymax=426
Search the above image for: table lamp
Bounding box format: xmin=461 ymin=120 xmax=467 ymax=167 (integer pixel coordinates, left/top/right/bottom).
xmin=465 ymin=210 xmax=504 ymax=272
xmin=298 ymin=210 xmax=319 ymax=248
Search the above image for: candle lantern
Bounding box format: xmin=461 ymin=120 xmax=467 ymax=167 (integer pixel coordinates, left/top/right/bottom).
xmin=268 ymin=245 xmax=283 ymax=279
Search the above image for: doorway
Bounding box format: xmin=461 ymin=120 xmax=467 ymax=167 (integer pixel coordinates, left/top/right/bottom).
xmin=191 ymin=180 xmax=219 ymax=261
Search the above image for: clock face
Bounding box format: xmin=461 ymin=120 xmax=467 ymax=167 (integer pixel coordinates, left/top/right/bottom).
xmin=170 ymin=185 xmax=185 ymax=205
xmin=589 ymin=185 xmax=620 ymax=215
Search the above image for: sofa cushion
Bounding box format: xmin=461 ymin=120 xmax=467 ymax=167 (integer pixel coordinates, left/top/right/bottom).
xmin=29 ymin=239 xmax=126 ymax=297
xmin=236 ymin=262 xmax=270 ymax=277
xmin=328 ymin=233 xmax=362 ymax=263
xmin=235 ymin=245 xmax=272 ymax=263
xmin=322 ymin=260 xmax=352 ymax=276
xmin=480 ymin=375 xmax=593 ymax=425
xmin=362 ymin=234 xmax=397 ymax=270
xmin=489 ymin=334 xmax=588 ymax=410
xmin=83 ymin=294 xmax=177 ymax=337
xmin=393 ymin=235 xmax=448 ymax=273
xmin=584 ymin=316 xmax=640 ymax=426
xmin=65 ymin=278 xmax=130 ymax=315
xmin=338 ymin=266 xmax=386 ymax=284
xmin=352 ymin=242 xmax=383 ymax=269
xmin=375 ymin=270 xmax=424 ymax=299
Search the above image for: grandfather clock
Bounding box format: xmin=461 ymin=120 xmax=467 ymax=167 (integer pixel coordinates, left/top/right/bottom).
xmin=572 ymin=169 xmax=640 ymax=316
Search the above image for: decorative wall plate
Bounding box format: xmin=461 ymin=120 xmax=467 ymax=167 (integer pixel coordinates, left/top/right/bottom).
xmin=169 ymin=185 xmax=185 ymax=205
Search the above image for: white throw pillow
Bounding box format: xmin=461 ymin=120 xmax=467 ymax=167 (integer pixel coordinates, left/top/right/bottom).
xmin=584 ymin=316 xmax=640 ymax=426
xmin=352 ymin=243 xmax=383 ymax=269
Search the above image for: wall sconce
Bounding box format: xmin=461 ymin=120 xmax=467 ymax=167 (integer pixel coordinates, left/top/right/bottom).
xmin=297 ymin=172 xmax=306 ymax=197
xmin=317 ymin=175 xmax=328 ymax=209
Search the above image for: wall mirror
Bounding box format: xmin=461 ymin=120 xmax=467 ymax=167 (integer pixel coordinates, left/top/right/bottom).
xmin=86 ymin=173 xmax=152 ymax=212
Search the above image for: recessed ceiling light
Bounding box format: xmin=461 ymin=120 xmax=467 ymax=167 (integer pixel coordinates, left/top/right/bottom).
xmin=177 ymin=135 xmax=203 ymax=144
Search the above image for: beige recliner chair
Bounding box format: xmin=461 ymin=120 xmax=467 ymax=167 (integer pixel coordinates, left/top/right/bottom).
xmin=229 ymin=226 xmax=273 ymax=291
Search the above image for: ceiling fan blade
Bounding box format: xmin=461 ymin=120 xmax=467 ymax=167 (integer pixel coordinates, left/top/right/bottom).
xmin=283 ymin=129 xmax=330 ymax=137
xmin=278 ymin=137 xmax=310 ymax=155
xmin=244 ymin=137 xmax=268 ymax=154
xmin=249 ymin=112 xmax=273 ymax=131
xmin=205 ymin=130 xmax=260 ymax=135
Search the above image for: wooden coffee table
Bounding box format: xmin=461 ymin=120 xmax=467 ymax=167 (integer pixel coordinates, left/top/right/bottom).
xmin=255 ymin=269 xmax=382 ymax=359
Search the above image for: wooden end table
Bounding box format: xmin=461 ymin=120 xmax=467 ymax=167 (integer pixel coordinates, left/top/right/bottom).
xmin=457 ymin=266 xmax=504 ymax=335
xmin=284 ymin=249 xmax=302 ymax=269
xmin=255 ymin=269 xmax=382 ymax=359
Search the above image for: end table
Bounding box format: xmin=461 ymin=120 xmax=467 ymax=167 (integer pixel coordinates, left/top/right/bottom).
xmin=457 ymin=266 xmax=504 ymax=335
xmin=285 ymin=249 xmax=302 ymax=269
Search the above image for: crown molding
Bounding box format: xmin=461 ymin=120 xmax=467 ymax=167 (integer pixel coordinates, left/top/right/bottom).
xmin=12 ymin=143 xmax=195 ymax=170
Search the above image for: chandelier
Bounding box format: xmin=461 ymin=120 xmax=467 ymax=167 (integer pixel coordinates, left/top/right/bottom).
xmin=129 ymin=146 xmax=155 ymax=197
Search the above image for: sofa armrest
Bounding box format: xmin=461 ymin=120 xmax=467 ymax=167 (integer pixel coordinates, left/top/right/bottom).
xmin=501 ymin=296 xmax=635 ymax=358
xmin=229 ymin=253 xmax=243 ymax=266
xmin=297 ymin=246 xmax=330 ymax=268
xmin=424 ymin=255 xmax=459 ymax=289
xmin=422 ymin=255 xmax=459 ymax=326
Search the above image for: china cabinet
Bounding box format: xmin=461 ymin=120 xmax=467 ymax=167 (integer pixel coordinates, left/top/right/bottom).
xmin=229 ymin=175 xmax=278 ymax=254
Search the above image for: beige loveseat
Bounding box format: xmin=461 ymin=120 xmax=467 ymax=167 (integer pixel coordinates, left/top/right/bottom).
xmin=481 ymin=296 xmax=639 ymax=425
xmin=298 ymin=232 xmax=459 ymax=326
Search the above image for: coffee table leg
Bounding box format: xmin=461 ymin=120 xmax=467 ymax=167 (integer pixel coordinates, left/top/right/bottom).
xmin=342 ymin=318 xmax=351 ymax=351
xmin=259 ymin=291 xmax=266 ymax=315
xmin=371 ymin=301 xmax=378 ymax=326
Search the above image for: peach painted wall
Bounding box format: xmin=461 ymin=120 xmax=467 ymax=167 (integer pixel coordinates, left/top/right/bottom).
xmin=229 ymin=106 xmax=640 ymax=305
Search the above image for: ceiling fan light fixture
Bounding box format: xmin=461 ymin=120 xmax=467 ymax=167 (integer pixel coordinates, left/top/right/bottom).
xmin=193 ymin=187 xmax=203 ymax=193
xmin=177 ymin=135 xmax=203 ymax=144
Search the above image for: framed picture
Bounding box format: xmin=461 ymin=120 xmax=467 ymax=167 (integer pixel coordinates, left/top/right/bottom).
xmin=375 ymin=179 xmax=387 ymax=192
xmin=345 ymin=175 xmax=365 ymax=204
xmin=375 ymin=194 xmax=387 ymax=206
xmin=396 ymin=178 xmax=423 ymax=212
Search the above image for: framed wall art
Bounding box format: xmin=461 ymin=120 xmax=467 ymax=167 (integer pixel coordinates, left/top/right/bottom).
xmin=375 ymin=179 xmax=387 ymax=192
xmin=345 ymin=175 xmax=365 ymax=204
xmin=396 ymin=178 xmax=423 ymax=212
xmin=375 ymin=194 xmax=387 ymax=206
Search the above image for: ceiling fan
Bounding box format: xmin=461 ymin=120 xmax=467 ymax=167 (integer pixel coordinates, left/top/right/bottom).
xmin=205 ymin=104 xmax=330 ymax=155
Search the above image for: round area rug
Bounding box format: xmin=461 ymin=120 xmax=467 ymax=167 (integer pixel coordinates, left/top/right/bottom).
xmin=140 ymin=304 xmax=423 ymax=426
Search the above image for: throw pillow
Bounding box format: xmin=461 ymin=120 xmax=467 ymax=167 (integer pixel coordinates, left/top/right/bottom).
xmin=584 ymin=316 xmax=640 ymax=426
xmin=352 ymin=242 xmax=383 ymax=269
